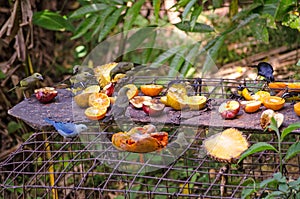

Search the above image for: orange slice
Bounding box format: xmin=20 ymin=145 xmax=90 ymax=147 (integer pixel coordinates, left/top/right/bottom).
xmin=85 ymin=106 xmax=107 ymax=120
xmin=186 ymin=96 xmax=207 ymax=110
xmin=140 ymin=84 xmax=164 ymax=96
xmin=263 ymin=96 xmax=285 ymax=111
xmin=252 ymin=91 xmax=270 ymax=102
xmin=123 ymin=84 xmax=138 ymax=99
xmin=288 ymin=83 xmax=300 ymax=92
xmin=203 ymin=128 xmax=249 ymax=163
xmin=268 ymin=82 xmax=287 ymax=92
xmin=240 ymin=100 xmax=261 ymax=113
xmin=294 ymin=102 xmax=300 ymax=116
xmin=88 ymin=93 xmax=110 ymax=108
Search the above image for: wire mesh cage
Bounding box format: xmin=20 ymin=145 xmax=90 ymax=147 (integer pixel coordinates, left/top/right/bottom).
xmin=1 ymin=77 xmax=300 ymax=198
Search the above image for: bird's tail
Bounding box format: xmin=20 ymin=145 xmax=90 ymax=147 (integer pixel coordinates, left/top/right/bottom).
xmin=44 ymin=118 xmax=56 ymax=125
xmin=8 ymin=86 xmax=17 ymax=92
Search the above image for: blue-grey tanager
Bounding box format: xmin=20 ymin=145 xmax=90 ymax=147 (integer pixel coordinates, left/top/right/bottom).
xmin=44 ymin=118 xmax=87 ymax=138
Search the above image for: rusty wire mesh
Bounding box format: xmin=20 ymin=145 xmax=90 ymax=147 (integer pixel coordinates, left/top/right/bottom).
xmin=1 ymin=77 xmax=300 ymax=198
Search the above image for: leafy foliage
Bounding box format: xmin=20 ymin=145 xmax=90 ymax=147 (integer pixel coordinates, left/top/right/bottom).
xmin=239 ymin=119 xmax=300 ymax=198
xmin=31 ymin=0 xmax=300 ymax=77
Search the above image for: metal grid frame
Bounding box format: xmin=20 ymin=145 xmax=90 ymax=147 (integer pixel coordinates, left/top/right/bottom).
xmin=1 ymin=127 xmax=299 ymax=198
xmin=1 ymin=77 xmax=300 ymax=198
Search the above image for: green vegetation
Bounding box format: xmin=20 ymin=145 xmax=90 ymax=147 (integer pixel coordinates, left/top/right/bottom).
xmin=238 ymin=119 xmax=300 ymax=198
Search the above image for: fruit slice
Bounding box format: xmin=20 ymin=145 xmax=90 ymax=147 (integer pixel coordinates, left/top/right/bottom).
xmin=294 ymin=102 xmax=300 ymax=116
xmin=263 ymin=96 xmax=285 ymax=111
xmin=112 ymin=125 xmax=168 ymax=153
xmin=82 ymin=85 xmax=101 ymax=93
xmin=160 ymin=96 xmax=169 ymax=106
xmin=142 ymin=100 xmax=165 ymax=116
xmin=140 ymin=84 xmax=164 ymax=96
xmin=94 ymin=62 xmax=118 ymax=87
xmin=218 ymin=100 xmax=240 ymax=119
xmin=260 ymin=109 xmax=284 ymax=130
xmin=85 ymin=106 xmax=107 ymax=120
xmin=102 ymin=82 xmax=114 ymax=97
xmin=74 ymin=92 xmax=92 ymax=108
xmin=186 ymin=96 xmax=207 ymax=110
xmin=123 ymin=84 xmax=139 ymax=99
xmin=240 ymin=100 xmax=261 ymax=113
xmin=252 ymin=91 xmax=270 ymax=102
xmin=203 ymin=128 xmax=249 ymax=163
xmin=268 ymin=82 xmax=287 ymax=92
xmin=288 ymin=83 xmax=300 ymax=92
xmin=130 ymin=96 xmax=152 ymax=109
xmin=241 ymin=88 xmax=254 ymax=101
xmin=88 ymin=93 xmax=110 ymax=108
xmin=166 ymin=92 xmax=187 ymax=110
xmin=35 ymin=87 xmax=58 ymax=103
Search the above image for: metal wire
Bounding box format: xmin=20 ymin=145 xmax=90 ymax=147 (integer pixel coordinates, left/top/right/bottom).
xmin=1 ymin=77 xmax=300 ymax=198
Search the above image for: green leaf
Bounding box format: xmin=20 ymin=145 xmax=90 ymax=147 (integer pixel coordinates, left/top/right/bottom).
xmin=273 ymin=172 xmax=287 ymax=183
xmin=69 ymin=3 xmax=109 ymax=19
xmin=98 ymin=6 xmax=126 ymax=42
xmin=182 ymin=0 xmax=197 ymax=20
xmin=92 ymin=7 xmax=116 ymax=37
xmin=266 ymin=117 xmax=279 ymax=133
xmin=278 ymin=183 xmax=289 ymax=193
xmin=284 ymin=141 xmax=300 ymax=161
xmin=297 ymin=59 xmax=300 ymax=66
xmin=127 ymin=27 xmax=157 ymax=52
xmin=0 ymin=70 xmax=5 ymax=79
xmin=181 ymin=42 xmax=201 ymax=76
xmin=271 ymin=0 xmax=297 ymax=21
xmin=7 ymin=121 xmax=22 ymax=134
xmin=175 ymin=21 xmax=214 ymax=33
xmin=238 ymin=142 xmax=278 ymax=164
xmin=168 ymin=48 xmax=188 ymax=77
xmin=265 ymin=191 xmax=284 ymax=199
xmin=259 ymin=177 xmax=277 ymax=188
xmin=241 ymin=186 xmax=256 ymax=199
xmin=281 ymin=122 xmax=300 ymax=141
xmin=33 ymin=10 xmax=74 ymax=31
xmin=153 ymin=0 xmax=161 ymax=22
xmin=190 ymin=5 xmax=202 ymax=30
xmin=202 ymin=36 xmax=224 ymax=76
xmin=123 ymin=0 xmax=145 ymax=32
xmin=232 ymin=3 xmax=262 ymax=22
xmin=150 ymin=46 xmax=185 ymax=68
xmin=71 ymin=15 xmax=98 ymax=40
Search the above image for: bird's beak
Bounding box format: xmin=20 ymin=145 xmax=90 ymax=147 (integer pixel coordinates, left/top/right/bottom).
xmin=39 ymin=76 xmax=44 ymax=81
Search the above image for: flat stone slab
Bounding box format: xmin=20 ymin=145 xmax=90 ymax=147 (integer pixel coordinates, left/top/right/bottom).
xmin=8 ymin=89 xmax=300 ymax=133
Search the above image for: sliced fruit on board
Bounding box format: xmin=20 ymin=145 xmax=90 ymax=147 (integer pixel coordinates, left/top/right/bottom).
xmin=262 ymin=96 xmax=285 ymax=111
xmin=140 ymin=84 xmax=164 ymax=96
xmin=203 ymin=128 xmax=249 ymax=163
xmin=85 ymin=106 xmax=107 ymax=120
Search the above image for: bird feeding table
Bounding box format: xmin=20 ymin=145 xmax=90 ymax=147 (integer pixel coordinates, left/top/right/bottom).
xmin=2 ymin=78 xmax=300 ymax=199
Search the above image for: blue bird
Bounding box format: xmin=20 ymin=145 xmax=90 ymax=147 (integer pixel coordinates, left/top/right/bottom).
xmin=44 ymin=118 xmax=88 ymax=138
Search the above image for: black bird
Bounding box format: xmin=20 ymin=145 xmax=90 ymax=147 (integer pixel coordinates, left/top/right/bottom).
xmin=251 ymin=62 xmax=275 ymax=82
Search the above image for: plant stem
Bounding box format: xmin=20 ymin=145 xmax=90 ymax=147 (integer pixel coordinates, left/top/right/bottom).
xmin=275 ymin=128 xmax=282 ymax=173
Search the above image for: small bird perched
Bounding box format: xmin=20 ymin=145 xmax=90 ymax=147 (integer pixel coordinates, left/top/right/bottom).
xmin=9 ymin=72 xmax=44 ymax=99
xmin=109 ymin=62 xmax=134 ymax=80
xmin=251 ymin=62 xmax=275 ymax=82
xmin=103 ymin=87 xmax=130 ymax=123
xmin=44 ymin=118 xmax=88 ymax=138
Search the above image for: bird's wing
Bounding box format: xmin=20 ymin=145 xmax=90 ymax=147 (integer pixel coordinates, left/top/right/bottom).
xmin=53 ymin=122 xmax=75 ymax=135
